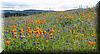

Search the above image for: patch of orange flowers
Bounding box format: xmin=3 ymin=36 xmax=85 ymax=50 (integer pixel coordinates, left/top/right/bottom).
xmin=36 ymin=19 xmax=46 ymax=24
xmin=86 ymin=41 xmax=96 ymax=47
xmin=36 ymin=34 xmax=40 ymax=38
xmin=42 ymin=19 xmax=46 ymax=24
xmin=58 ymin=29 xmax=62 ymax=32
xmin=36 ymin=19 xmax=41 ymax=24
xmin=43 ymin=30 xmax=46 ymax=34
xmin=91 ymin=42 xmax=96 ymax=46
xmin=12 ymin=25 xmax=17 ymax=28
xmin=27 ymin=27 xmax=33 ymax=38
xmin=92 ymin=33 xmax=96 ymax=37
xmin=49 ymin=28 xmax=54 ymax=34
xmin=6 ymin=39 xmax=11 ymax=45
xmin=36 ymin=27 xmax=42 ymax=35
xmin=21 ymin=28 xmax=24 ymax=35
xmin=12 ymin=25 xmax=17 ymax=38
xmin=34 ymin=31 xmax=37 ymax=34
xmin=82 ymin=34 xmax=84 ymax=37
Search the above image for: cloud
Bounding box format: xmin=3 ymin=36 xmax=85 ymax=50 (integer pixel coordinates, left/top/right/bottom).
xmin=1 ymin=0 xmax=100 ymax=11
xmin=1 ymin=2 xmax=32 ymax=7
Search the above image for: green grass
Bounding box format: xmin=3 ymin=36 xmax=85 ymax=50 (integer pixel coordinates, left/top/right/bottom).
xmin=3 ymin=8 xmax=97 ymax=52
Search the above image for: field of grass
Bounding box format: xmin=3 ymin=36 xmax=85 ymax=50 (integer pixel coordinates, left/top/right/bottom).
xmin=3 ymin=8 xmax=97 ymax=52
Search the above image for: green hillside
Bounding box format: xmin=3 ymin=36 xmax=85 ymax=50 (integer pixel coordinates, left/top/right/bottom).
xmin=3 ymin=7 xmax=97 ymax=53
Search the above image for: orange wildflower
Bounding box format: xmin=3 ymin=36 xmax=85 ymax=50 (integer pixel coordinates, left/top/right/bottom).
xmin=82 ymin=34 xmax=84 ymax=37
xmin=36 ymin=19 xmax=41 ymax=24
xmin=21 ymin=28 xmax=24 ymax=34
xmin=90 ymin=42 xmax=96 ymax=47
xmin=29 ymin=30 xmax=32 ymax=35
xmin=27 ymin=27 xmax=30 ymax=31
xmin=42 ymin=19 xmax=46 ymax=24
xmin=49 ymin=28 xmax=54 ymax=33
xmin=6 ymin=39 xmax=11 ymax=45
xmin=27 ymin=27 xmax=30 ymax=29
xmin=13 ymin=25 xmax=17 ymax=29
xmin=86 ymin=41 xmax=91 ymax=46
xmin=34 ymin=31 xmax=37 ymax=34
xmin=43 ymin=31 xmax=46 ymax=34
xmin=37 ymin=30 xmax=42 ymax=35
xmin=36 ymin=27 xmax=42 ymax=35
xmin=93 ymin=33 xmax=96 ymax=37
xmin=14 ymin=35 xmax=17 ymax=38
xmin=42 ymin=35 xmax=44 ymax=38
xmin=30 ymin=35 xmax=32 ymax=38
xmin=70 ymin=30 xmax=72 ymax=33
xmin=14 ymin=32 xmax=17 ymax=35
xmin=58 ymin=29 xmax=62 ymax=32
xmin=12 ymin=29 xmax=17 ymax=32
xmin=36 ymin=35 xmax=39 ymax=38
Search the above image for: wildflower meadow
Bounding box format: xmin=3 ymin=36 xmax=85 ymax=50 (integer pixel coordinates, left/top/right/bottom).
xmin=3 ymin=7 xmax=97 ymax=52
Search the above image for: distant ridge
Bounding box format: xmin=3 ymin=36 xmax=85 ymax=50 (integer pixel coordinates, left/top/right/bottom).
xmin=2 ymin=9 xmax=55 ymax=17
xmin=2 ymin=7 xmax=95 ymax=17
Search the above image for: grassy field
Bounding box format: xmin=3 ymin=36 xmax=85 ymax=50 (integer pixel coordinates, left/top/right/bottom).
xmin=3 ymin=8 xmax=97 ymax=52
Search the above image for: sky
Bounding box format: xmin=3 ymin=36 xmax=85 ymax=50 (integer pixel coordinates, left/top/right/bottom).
xmin=0 ymin=0 xmax=99 ymax=11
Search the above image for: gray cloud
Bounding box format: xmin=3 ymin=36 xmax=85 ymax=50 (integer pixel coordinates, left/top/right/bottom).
xmin=1 ymin=2 xmax=32 ymax=8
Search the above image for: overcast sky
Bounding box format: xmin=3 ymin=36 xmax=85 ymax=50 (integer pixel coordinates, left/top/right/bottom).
xmin=0 ymin=0 xmax=100 ymax=11
xmin=0 ymin=0 xmax=100 ymax=53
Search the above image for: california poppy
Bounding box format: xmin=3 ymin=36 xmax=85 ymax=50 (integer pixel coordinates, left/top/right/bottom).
xmin=49 ymin=28 xmax=54 ymax=34
xmin=6 ymin=39 xmax=11 ymax=45
xmin=70 ymin=30 xmax=72 ymax=33
xmin=36 ymin=28 xmax=42 ymax=35
xmin=34 ymin=31 xmax=37 ymax=34
xmin=92 ymin=33 xmax=96 ymax=37
xmin=21 ymin=28 xmax=24 ymax=34
xmin=42 ymin=35 xmax=44 ymax=38
xmin=29 ymin=30 xmax=32 ymax=35
xmin=90 ymin=42 xmax=96 ymax=47
xmin=27 ymin=27 xmax=31 ymax=32
xmin=82 ymin=34 xmax=84 ymax=37
xmin=42 ymin=19 xmax=46 ymax=24
xmin=12 ymin=29 xmax=17 ymax=32
xmin=30 ymin=35 xmax=32 ymax=39
xmin=14 ymin=32 xmax=17 ymax=35
xmin=36 ymin=34 xmax=40 ymax=38
xmin=14 ymin=35 xmax=17 ymax=38
xmin=86 ymin=41 xmax=91 ymax=46
xmin=13 ymin=25 xmax=17 ymax=29
xmin=37 ymin=30 xmax=42 ymax=35
xmin=58 ymin=29 xmax=61 ymax=32
xmin=36 ymin=19 xmax=41 ymax=24
xmin=43 ymin=31 xmax=46 ymax=34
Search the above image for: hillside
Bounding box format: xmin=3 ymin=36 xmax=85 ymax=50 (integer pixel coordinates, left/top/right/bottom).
xmin=3 ymin=7 xmax=97 ymax=52
xmin=3 ymin=9 xmax=55 ymax=17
